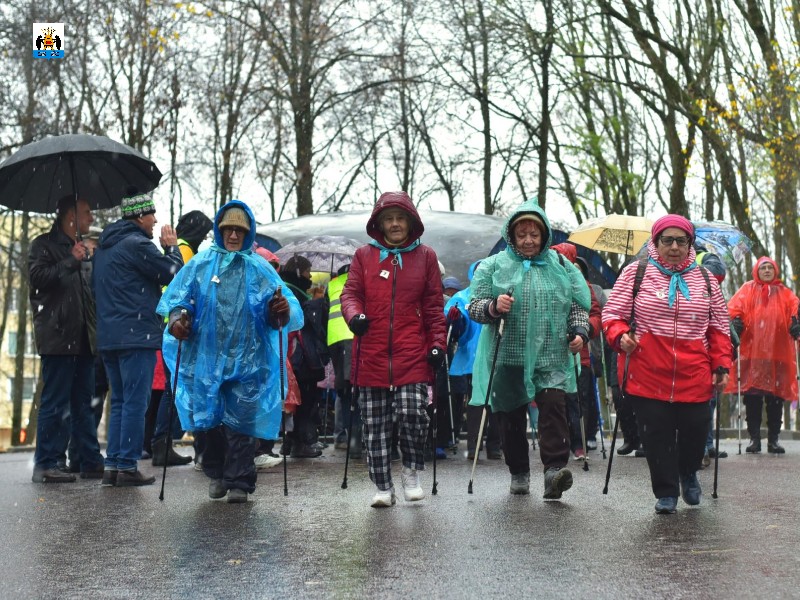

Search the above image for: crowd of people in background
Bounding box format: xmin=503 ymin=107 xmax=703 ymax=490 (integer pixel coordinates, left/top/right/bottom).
xmin=27 ymin=190 xmax=800 ymax=513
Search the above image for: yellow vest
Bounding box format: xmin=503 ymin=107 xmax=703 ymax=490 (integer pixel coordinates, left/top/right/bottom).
xmin=327 ymin=273 xmax=353 ymax=345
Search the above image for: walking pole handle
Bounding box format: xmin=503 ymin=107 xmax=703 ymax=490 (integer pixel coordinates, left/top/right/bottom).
xmin=497 ymin=287 xmax=514 ymax=336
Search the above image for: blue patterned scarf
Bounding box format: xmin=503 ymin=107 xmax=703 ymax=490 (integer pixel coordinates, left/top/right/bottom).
xmin=648 ymin=257 xmax=697 ymax=307
xmin=369 ymin=238 xmax=420 ymax=269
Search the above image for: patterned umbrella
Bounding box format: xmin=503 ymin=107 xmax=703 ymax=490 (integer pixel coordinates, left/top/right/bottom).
xmin=693 ymin=220 xmax=753 ymax=267
xmin=568 ymin=214 xmax=654 ymax=255
xmin=274 ymin=235 xmax=362 ymax=274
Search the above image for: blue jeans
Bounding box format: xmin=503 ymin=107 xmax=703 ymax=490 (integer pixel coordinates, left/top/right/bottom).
xmin=35 ymin=355 xmax=103 ymax=471
xmin=103 ymin=349 xmax=156 ymax=472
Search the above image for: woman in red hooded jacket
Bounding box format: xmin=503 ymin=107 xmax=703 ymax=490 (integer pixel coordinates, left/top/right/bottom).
xmin=603 ymin=215 xmax=731 ymax=515
xmin=727 ymin=256 xmax=800 ymax=454
xmin=341 ymin=192 xmax=447 ymax=508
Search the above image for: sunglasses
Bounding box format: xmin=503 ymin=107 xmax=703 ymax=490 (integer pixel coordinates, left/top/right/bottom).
xmin=658 ymin=236 xmax=691 ymax=247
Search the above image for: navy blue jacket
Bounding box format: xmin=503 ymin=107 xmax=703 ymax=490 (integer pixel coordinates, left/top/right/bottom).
xmin=93 ymin=219 xmax=183 ymax=351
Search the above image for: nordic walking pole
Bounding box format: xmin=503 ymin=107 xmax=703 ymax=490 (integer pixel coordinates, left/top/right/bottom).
xmin=159 ymin=309 xmax=187 ymax=502
xmin=737 ymin=354 xmax=743 ymax=455
xmin=342 ymin=329 xmax=363 ymax=489
xmin=275 ymin=287 xmax=288 ymax=497
xmin=590 ymin=354 xmax=607 ymax=459
xmin=712 ymin=385 xmax=722 ymax=499
xmin=432 ymin=362 xmax=440 ymax=495
xmin=444 ymin=324 xmax=457 ymax=453
xmin=572 ymin=352 xmax=589 ymax=472
xmin=604 ymin=322 xmax=636 ymax=495
xmin=468 ymin=287 xmax=513 ymax=495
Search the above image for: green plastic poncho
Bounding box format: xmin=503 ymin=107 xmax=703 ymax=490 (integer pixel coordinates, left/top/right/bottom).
xmin=469 ymin=199 xmax=591 ymax=412
xmin=157 ymin=201 xmax=303 ymax=439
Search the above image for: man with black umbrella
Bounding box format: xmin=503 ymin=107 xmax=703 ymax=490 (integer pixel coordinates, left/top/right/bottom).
xmin=29 ymin=195 xmax=105 ymax=483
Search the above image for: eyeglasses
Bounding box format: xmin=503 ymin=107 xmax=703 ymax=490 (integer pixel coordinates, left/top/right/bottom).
xmin=658 ymin=236 xmax=691 ymax=247
xmin=223 ymin=227 xmax=247 ymax=236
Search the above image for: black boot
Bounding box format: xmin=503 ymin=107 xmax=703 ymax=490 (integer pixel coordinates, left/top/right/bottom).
xmin=617 ymin=438 xmax=639 ymax=456
xmin=746 ymin=438 xmax=761 ymax=453
xmin=766 ymin=398 xmax=785 ymax=454
xmin=152 ymin=437 xmax=193 ymax=466
xmin=767 ymin=435 xmax=785 ymax=454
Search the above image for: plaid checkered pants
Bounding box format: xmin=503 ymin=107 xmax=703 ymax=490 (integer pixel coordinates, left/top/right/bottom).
xmin=358 ymin=383 xmax=430 ymax=491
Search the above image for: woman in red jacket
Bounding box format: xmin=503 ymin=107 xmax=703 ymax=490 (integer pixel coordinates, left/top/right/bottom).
xmin=602 ymin=215 xmax=731 ymax=514
xmin=341 ymin=192 xmax=447 ymax=508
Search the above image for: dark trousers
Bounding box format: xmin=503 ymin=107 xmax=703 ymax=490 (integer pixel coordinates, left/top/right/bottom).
xmin=744 ymin=393 xmax=784 ymax=440
xmin=567 ymin=369 xmax=600 ymax=451
xmin=294 ymin=378 xmax=321 ymax=446
xmin=633 ymin=396 xmax=709 ymax=498
xmin=37 ymin=355 xmax=103 ymax=471
xmin=495 ymin=388 xmax=570 ymax=475
xmin=203 ymin=424 xmax=257 ymax=493
xmin=466 ymin=404 xmax=500 ymax=453
xmin=153 ymin=360 xmax=183 ymax=443
xmin=612 ymin=386 xmax=640 ymax=445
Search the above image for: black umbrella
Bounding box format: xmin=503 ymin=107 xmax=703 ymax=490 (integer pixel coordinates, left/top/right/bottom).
xmin=0 ymin=134 xmax=162 ymax=212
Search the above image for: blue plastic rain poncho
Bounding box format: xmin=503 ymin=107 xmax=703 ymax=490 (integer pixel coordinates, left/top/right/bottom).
xmin=468 ymin=199 xmax=591 ymax=412
xmin=157 ymin=201 xmax=303 ymax=439
xmin=445 ymin=261 xmax=482 ymax=376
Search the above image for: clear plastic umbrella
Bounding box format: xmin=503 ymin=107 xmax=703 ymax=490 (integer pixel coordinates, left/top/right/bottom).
xmin=274 ymin=235 xmax=363 ymax=275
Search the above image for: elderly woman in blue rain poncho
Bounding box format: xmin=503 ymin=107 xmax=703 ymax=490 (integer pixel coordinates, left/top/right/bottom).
xmin=468 ymin=198 xmax=591 ymax=501
xmin=157 ymin=200 xmax=303 ymax=503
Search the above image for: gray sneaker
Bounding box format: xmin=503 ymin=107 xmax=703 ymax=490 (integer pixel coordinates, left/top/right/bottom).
xmin=543 ymin=467 xmax=573 ymax=500
xmin=509 ymin=472 xmax=530 ymax=495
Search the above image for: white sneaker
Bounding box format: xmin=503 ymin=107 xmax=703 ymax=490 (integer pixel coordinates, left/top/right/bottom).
xmin=401 ymin=467 xmax=425 ymax=501
xmin=370 ymin=488 xmax=396 ymax=508
xmin=254 ymin=454 xmax=282 ymax=470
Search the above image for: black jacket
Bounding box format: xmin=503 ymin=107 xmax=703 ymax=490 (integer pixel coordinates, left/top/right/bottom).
xmin=28 ymin=223 xmax=95 ymax=355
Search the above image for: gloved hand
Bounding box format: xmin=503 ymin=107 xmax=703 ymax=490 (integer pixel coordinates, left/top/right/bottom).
xmin=731 ymin=316 xmax=744 ymax=336
xmin=169 ymin=312 xmax=192 ymax=340
xmin=348 ymin=314 xmax=369 ymax=336
xmin=568 ymin=326 xmax=589 ymax=345
xmin=446 ymin=305 xmax=466 ymax=339
xmin=790 ymin=317 xmax=800 ymax=340
xmin=269 ymin=293 xmax=290 ymax=328
xmin=428 ymin=347 xmax=445 ymax=369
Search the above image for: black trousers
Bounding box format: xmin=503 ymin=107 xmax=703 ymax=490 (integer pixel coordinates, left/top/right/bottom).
xmin=202 ymin=424 xmax=257 ymax=493
xmin=495 ymin=389 xmax=570 ymax=475
xmin=632 ymin=396 xmax=709 ymax=499
xmin=744 ymin=393 xmax=785 ymax=440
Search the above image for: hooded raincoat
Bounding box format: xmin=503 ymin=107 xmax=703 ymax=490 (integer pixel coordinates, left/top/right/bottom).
xmin=445 ymin=261 xmax=482 ymax=377
xmin=157 ymin=201 xmax=303 ymax=439
xmin=340 ymin=192 xmax=446 ymax=388
xmin=725 ymin=257 xmax=799 ymax=401
xmin=468 ymin=199 xmax=591 ymax=412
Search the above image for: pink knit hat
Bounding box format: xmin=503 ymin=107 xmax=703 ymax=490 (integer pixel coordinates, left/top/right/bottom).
xmin=651 ymin=214 xmax=694 ymax=242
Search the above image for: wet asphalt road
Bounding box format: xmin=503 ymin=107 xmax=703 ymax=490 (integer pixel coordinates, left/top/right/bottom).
xmin=1 ymin=440 xmax=799 ymax=599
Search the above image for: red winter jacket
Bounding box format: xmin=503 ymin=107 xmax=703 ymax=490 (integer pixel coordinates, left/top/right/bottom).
xmin=341 ymin=192 xmax=446 ymax=388
xmin=602 ymin=244 xmax=732 ymax=403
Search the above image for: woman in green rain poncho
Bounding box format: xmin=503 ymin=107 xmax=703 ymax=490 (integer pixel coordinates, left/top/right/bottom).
xmin=468 ymin=199 xmax=591 ymax=500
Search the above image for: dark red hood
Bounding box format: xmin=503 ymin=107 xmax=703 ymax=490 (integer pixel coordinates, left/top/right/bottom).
xmin=551 ymin=242 xmax=578 ymax=264
xmin=366 ymin=192 xmax=424 ymax=245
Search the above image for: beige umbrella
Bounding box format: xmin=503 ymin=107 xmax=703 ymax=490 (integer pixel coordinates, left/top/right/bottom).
xmin=568 ymin=214 xmax=654 ymax=255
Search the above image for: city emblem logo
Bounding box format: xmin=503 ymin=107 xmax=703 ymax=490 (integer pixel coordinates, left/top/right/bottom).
xmin=33 ymin=23 xmax=64 ymax=60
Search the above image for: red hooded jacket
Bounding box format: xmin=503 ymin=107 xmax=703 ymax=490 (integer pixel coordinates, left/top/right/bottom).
xmin=341 ymin=192 xmax=446 ymax=388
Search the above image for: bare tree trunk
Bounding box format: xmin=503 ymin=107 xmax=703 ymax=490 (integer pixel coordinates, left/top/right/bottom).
xmin=11 ymin=215 xmax=30 ymax=446
xmin=536 ymin=0 xmax=554 ymax=207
